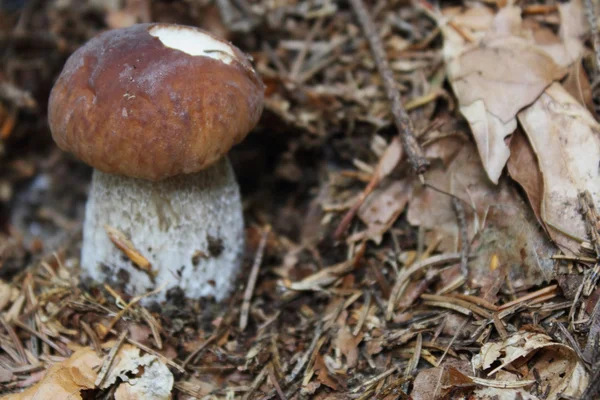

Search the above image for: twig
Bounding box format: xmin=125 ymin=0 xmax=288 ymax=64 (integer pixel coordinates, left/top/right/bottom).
xmin=437 ymin=318 xmax=467 ymax=367
xmin=182 ymin=332 xmax=220 ymax=369
xmin=243 ymin=365 xmax=269 ymax=400
xmin=351 ymin=366 xmax=398 ymax=392
xmin=349 ymin=0 xmax=428 ymax=174
xmin=387 ymin=253 xmax=462 ymax=320
xmin=267 ymin=362 xmax=287 ymax=400
xmin=421 ymin=294 xmax=492 ymax=319
xmin=285 ymin=324 xmax=323 ymax=384
xmin=240 ymin=225 xmax=271 ymax=331
xmin=95 ymin=330 xmax=128 ymax=387
xmin=80 ymin=321 xmax=102 ymax=357
xmin=452 ymin=197 xmax=469 ymax=277
xmin=124 ymin=336 xmax=185 ymax=374
xmin=498 ymin=285 xmax=558 ymax=311
xmin=0 ymin=316 xmax=27 ymax=364
xmin=13 ymin=319 xmax=69 ymax=357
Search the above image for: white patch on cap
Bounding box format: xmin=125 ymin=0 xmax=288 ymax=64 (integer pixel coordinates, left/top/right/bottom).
xmin=148 ymin=25 xmax=237 ymax=65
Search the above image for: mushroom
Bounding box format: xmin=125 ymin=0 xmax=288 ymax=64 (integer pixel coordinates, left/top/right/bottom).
xmin=48 ymin=23 xmax=264 ymax=301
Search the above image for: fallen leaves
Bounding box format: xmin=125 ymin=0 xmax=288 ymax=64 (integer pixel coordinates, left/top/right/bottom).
xmin=5 ymin=345 xmax=174 ymax=400
xmin=443 ymin=4 xmax=578 ymax=183
xmin=4 ymin=348 xmax=101 ymax=400
xmin=517 ymin=83 xmax=600 ymax=254
xmin=473 ymin=331 xmax=588 ymax=400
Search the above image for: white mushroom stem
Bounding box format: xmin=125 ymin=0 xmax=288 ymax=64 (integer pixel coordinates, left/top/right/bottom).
xmin=81 ymin=158 xmax=244 ymax=302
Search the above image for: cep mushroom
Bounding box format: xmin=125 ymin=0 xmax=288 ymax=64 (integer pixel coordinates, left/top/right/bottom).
xmin=48 ymin=23 xmax=264 ymax=301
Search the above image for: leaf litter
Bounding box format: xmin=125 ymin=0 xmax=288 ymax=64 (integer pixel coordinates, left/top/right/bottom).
xmin=0 ymin=0 xmax=600 ymax=399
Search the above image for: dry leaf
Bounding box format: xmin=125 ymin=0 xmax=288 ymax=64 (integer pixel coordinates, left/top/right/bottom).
xmin=517 ymin=83 xmax=600 ymax=254
xmin=443 ymin=5 xmax=572 ymax=183
xmin=101 ymin=345 xmax=173 ymax=399
xmin=472 ymin=331 xmax=588 ymax=400
xmin=353 ymin=180 xmax=411 ymax=244
xmin=563 ymin=59 xmax=595 ymax=115
xmin=334 ymin=137 xmax=403 ymax=239
xmin=114 ymin=357 xmax=173 ymax=400
xmin=411 ymin=359 xmax=472 ymax=399
xmin=333 ymin=326 xmax=363 ymax=369
xmin=473 ymin=387 xmax=539 ymax=400
xmin=469 ymin=198 xmax=556 ymax=292
xmin=407 ymin=138 xmax=513 ymax=251
xmin=507 ymin=129 xmax=545 ymax=228
xmin=5 ymin=349 xmax=102 ymax=400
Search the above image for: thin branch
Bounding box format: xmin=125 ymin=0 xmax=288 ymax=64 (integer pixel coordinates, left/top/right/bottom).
xmin=349 ymin=0 xmax=429 ymax=174
xmin=240 ymin=225 xmax=271 ymax=331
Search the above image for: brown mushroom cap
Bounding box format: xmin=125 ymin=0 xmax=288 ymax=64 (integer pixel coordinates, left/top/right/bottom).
xmin=48 ymin=23 xmax=264 ymax=181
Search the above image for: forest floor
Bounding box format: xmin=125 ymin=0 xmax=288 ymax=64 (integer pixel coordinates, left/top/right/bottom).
xmin=1 ymin=0 xmax=600 ymax=399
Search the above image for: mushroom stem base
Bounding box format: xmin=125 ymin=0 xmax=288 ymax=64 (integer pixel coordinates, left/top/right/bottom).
xmin=81 ymin=158 xmax=244 ymax=302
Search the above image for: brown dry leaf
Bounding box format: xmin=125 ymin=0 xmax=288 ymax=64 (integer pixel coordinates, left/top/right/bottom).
xmin=563 ymin=59 xmax=595 ymax=115
xmin=407 ymin=138 xmax=513 ymax=251
xmin=517 ymin=83 xmax=600 ymax=254
xmin=5 ymin=348 xmax=102 ymax=400
xmin=507 ymin=129 xmax=545 ymax=228
xmin=354 ymin=180 xmax=411 ymax=244
xmin=469 ymin=198 xmax=556 ymax=292
xmin=313 ymin=354 xmax=340 ymax=391
xmin=411 ymin=359 xmax=472 ymax=399
xmin=472 ymin=331 xmax=588 ymax=400
xmin=333 ymin=326 xmax=363 ymax=369
xmin=443 ymin=5 xmax=574 ymax=183
xmin=334 ymin=137 xmax=403 ymax=239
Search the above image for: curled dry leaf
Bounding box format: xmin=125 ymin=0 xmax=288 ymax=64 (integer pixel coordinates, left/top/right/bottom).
xmin=473 ymin=387 xmax=539 ymax=399
xmin=472 ymin=331 xmax=588 ymax=400
xmin=101 ymin=345 xmax=174 ymax=399
xmin=4 ymin=348 xmax=102 ymax=400
xmin=443 ymin=5 xmax=575 ymax=183
xmin=4 ymin=345 xmax=173 ymax=400
xmin=517 ymin=83 xmax=600 ymax=254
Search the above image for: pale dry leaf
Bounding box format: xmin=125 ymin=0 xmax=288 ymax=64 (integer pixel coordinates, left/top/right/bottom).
xmin=473 ymin=387 xmax=539 ymax=399
xmin=100 ymin=344 xmax=173 ymax=395
xmin=517 ymin=82 xmax=600 ymax=254
xmin=558 ymin=0 xmax=586 ymax=64
xmin=4 ymin=348 xmax=102 ymax=400
xmin=459 ymin=100 xmax=515 ymax=183
xmin=443 ymin=5 xmax=568 ymax=183
xmin=114 ymin=357 xmax=173 ymax=400
xmin=472 ymin=331 xmax=588 ymax=400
